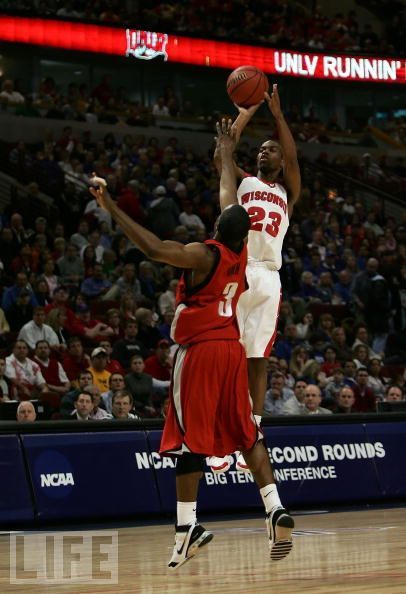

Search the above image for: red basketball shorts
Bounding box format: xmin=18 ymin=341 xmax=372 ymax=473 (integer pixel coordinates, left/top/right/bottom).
xmin=159 ymin=340 xmax=258 ymax=457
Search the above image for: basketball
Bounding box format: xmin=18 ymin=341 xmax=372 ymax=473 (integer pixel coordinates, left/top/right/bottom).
xmin=226 ymin=65 xmax=269 ymax=107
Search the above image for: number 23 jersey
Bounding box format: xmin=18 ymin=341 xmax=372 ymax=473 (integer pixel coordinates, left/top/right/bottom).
xmin=237 ymin=175 xmax=289 ymax=269
xmin=171 ymin=239 xmax=248 ymax=345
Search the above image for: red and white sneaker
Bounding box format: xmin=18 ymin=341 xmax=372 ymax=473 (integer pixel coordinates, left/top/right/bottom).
xmin=206 ymin=456 xmax=233 ymax=474
xmin=235 ymin=452 xmax=251 ymax=472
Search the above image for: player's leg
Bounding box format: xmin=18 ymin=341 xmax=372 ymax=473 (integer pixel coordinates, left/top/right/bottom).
xmin=168 ymin=453 xmax=213 ymax=569
xmin=242 ymin=441 xmax=294 ymax=561
xmin=248 ymin=356 xmax=268 ymax=417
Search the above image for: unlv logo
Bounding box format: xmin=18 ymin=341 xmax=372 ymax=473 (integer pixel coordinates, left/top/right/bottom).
xmin=125 ymin=29 xmax=169 ymax=61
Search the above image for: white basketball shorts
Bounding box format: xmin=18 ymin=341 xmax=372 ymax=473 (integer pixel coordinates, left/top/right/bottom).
xmin=237 ymin=263 xmax=282 ymax=358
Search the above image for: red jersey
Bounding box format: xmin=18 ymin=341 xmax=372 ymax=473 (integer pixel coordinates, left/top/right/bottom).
xmin=171 ymin=239 xmax=247 ymax=345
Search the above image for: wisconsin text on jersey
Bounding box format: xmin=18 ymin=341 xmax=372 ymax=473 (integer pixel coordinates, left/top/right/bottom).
xmin=240 ymin=189 xmax=287 ymax=215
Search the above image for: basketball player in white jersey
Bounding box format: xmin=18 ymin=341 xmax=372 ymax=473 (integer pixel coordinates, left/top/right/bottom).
xmin=209 ymin=84 xmax=301 ymax=473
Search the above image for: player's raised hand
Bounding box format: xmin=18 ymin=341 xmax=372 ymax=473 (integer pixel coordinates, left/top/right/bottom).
xmin=215 ymin=118 xmax=236 ymax=154
xmin=233 ymin=102 xmax=263 ymax=119
xmin=265 ymin=84 xmax=283 ymax=119
xmin=89 ymin=173 xmax=112 ymax=211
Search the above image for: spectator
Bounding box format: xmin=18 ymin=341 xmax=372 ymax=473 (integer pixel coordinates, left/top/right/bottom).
xmin=274 ymin=324 xmax=302 ymax=361
xmin=57 ymin=243 xmax=85 ymax=288
xmin=46 ymin=307 xmax=69 ymax=348
xmin=98 ymin=339 xmax=124 ymax=374
xmin=295 ymin=312 xmax=314 ymax=340
xmin=103 ymin=262 xmax=142 ymax=301
xmin=6 ymin=289 xmax=34 ymax=332
xmin=18 ymin=306 xmax=60 ymax=351
xmin=343 ymin=359 xmax=357 ymax=387
xmin=61 ymin=337 xmax=90 ymax=384
xmin=0 ymin=357 xmax=11 ymax=400
xmin=330 ymin=327 xmax=353 ymax=361
xmin=385 ymin=384 xmax=404 ymax=402
xmin=263 ymin=372 xmax=294 ymax=416
xmin=352 ymin=324 xmax=380 ymax=359
xmin=84 ymin=384 xmax=110 ymax=420
xmin=179 ymin=201 xmax=205 ymax=235
xmin=101 ymin=372 xmax=126 ymax=414
xmin=144 ymin=339 xmax=172 ymax=381
xmin=289 ymin=345 xmax=319 ymax=381
xmin=33 ymin=340 xmax=70 ymax=396
xmin=112 ymin=318 xmax=147 ymax=370
xmin=147 ymin=185 xmax=180 ymax=239
xmin=111 ymin=390 xmax=138 ymax=419
xmin=352 ymin=367 xmax=376 ymax=412
xmin=70 ymin=220 xmax=89 ymax=251
xmin=158 ymin=280 xmax=178 ymax=315
xmin=367 ymin=358 xmax=386 ymax=400
xmin=352 ymin=343 xmax=370 ymax=370
xmin=16 ymin=401 xmax=36 ymax=422
xmin=320 ymin=345 xmax=340 ymax=377
xmin=124 ymin=355 xmax=156 ymax=417
xmin=135 ymin=308 xmax=161 ymax=353
xmin=0 ymin=307 xmax=10 ymax=345
xmin=87 ymin=347 xmax=111 ymax=393
xmin=333 ymin=270 xmax=353 ymax=305
xmin=333 ymin=386 xmax=356 ymax=414
xmin=301 ymin=384 xmax=333 ymax=415
xmin=323 ymin=367 xmax=346 ymax=407
xmin=80 ymin=263 xmax=112 ymax=299
xmin=152 ymin=97 xmax=169 ymax=117
xmin=2 ymin=271 xmax=37 ymax=312
xmin=281 ymin=379 xmax=308 ymax=415
xmin=60 ymin=369 xmax=93 ymax=418
xmin=5 ymin=339 xmax=47 ymax=400
xmin=71 ymin=391 xmax=94 ymax=421
xmin=0 ymin=79 xmax=25 ymax=105
xmin=158 ymin=309 xmax=174 ymax=343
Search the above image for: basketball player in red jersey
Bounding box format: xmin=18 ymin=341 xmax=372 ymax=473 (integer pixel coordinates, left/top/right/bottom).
xmin=210 ymin=84 xmax=301 ymax=474
xmin=90 ymin=122 xmax=294 ymax=569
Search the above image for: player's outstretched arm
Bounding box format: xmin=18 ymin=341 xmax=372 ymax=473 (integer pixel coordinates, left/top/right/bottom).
xmin=213 ymin=102 xmax=262 ymax=179
xmin=89 ymin=179 xmax=213 ymax=272
xmin=216 ymin=119 xmax=237 ymax=211
xmin=265 ymin=84 xmax=301 ymax=216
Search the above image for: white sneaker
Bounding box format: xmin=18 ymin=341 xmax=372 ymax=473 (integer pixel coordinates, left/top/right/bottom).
xmin=266 ymin=506 xmax=294 ymax=561
xmin=168 ymin=523 xmax=213 ymax=569
xmin=235 ymin=452 xmax=250 ymax=472
xmin=206 ymin=455 xmax=233 ymax=473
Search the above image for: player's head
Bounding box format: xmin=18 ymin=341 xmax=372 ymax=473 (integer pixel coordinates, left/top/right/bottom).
xmin=215 ymin=204 xmax=250 ymax=251
xmin=257 ymin=140 xmax=283 ymax=175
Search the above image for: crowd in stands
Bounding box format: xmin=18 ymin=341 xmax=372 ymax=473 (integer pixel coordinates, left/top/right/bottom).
xmin=2 ymin=0 xmax=404 ymax=56
xmin=0 ymin=100 xmax=404 ymax=421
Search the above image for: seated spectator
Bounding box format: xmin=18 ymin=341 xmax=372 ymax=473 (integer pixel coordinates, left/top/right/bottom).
xmin=84 ymin=384 xmax=110 ymax=420
xmin=158 ymin=280 xmax=178 ymax=316
xmin=367 ymin=357 xmax=387 ymax=400
xmin=7 ymin=289 xmax=35 ymax=332
xmin=103 ymin=309 xmax=123 ymax=342
xmin=57 ymin=243 xmax=85 ymax=288
xmin=16 ymin=401 xmax=36 ymax=422
xmin=295 ymin=312 xmax=314 ymax=340
xmin=111 ymin=390 xmax=138 ymax=419
xmin=384 ymin=384 xmax=404 ymax=402
xmin=274 ymin=324 xmax=302 ymax=361
xmin=296 ymin=271 xmax=322 ymax=302
xmin=5 ymin=340 xmax=48 ymax=400
xmin=103 ymin=263 xmax=142 ymax=302
xmin=2 ymin=271 xmax=37 ymax=312
xmin=46 ymin=307 xmax=68 ymax=348
xmin=144 ymin=339 xmax=172 ymax=381
xmin=71 ymin=391 xmax=94 ymax=421
xmin=352 ymin=324 xmax=380 ymax=359
xmin=333 ymin=270 xmax=353 ymax=305
xmin=18 ymin=306 xmax=60 ymax=351
xmin=317 ymin=272 xmax=335 ymax=303
xmin=147 ymin=186 xmax=180 ymax=239
xmin=301 ymin=385 xmax=333 ymax=415
xmin=87 ymin=347 xmax=111 ymax=393
xmin=98 ymin=339 xmax=124 ymax=374
xmin=75 ymin=303 xmax=114 ymax=340
xmin=0 ymin=307 xmax=10 ymax=346
xmin=263 ymin=372 xmax=294 ymax=416
xmin=45 ymin=286 xmax=100 ymax=340
xmin=0 ymin=79 xmax=25 ymax=105
xmin=320 ymin=345 xmax=341 ymax=377
xmin=80 ymin=263 xmax=112 ymax=299
xmin=125 ymin=355 xmax=156 ymax=417
xmin=60 ymin=370 xmax=93 ymax=418
xmin=333 ymin=386 xmax=356 ymax=414
xmin=152 ymin=97 xmax=169 ymax=117
xmin=323 ymin=367 xmax=346 ymax=407
xmin=281 ymin=379 xmax=308 ymax=415
xmin=61 ymin=337 xmax=91 ymax=385
xmin=101 ymin=373 xmax=126 ymax=414
xmin=70 ymin=219 xmax=89 ymax=251
xmin=33 ymin=340 xmax=70 ymax=396
xmin=0 ymin=357 xmax=11 ymax=401
xmin=343 ymin=359 xmax=357 ymax=387
xmin=330 ymin=326 xmax=353 ymax=362
xmin=316 ymin=313 xmax=335 ymax=342
xmin=158 ymin=309 xmax=174 ymax=343
xmin=353 ymin=343 xmax=370 ymax=369
xmin=289 ymin=345 xmax=319 ymax=381
xmin=179 ymin=201 xmax=205 ymax=236
xmin=112 ymin=318 xmax=147 ymax=370
xmin=40 ymin=258 xmax=59 ymax=297
xmin=352 ymin=367 xmax=376 ymax=412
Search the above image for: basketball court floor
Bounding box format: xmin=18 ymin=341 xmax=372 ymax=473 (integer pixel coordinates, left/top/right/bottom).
xmin=1 ymin=507 xmax=405 ymax=594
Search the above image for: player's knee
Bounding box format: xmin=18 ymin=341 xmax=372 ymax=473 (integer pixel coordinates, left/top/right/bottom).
xmin=176 ymin=453 xmax=205 ymax=476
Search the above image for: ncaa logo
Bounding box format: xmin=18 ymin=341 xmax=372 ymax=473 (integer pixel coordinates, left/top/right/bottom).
xmin=34 ymin=451 xmax=75 ymax=499
xmin=125 ymin=29 xmax=169 ymax=61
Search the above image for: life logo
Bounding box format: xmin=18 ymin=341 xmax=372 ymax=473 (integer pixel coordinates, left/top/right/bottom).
xmin=34 ymin=452 xmax=75 ymax=499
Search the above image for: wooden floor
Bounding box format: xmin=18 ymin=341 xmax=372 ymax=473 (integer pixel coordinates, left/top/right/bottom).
xmin=2 ymin=508 xmax=406 ymax=594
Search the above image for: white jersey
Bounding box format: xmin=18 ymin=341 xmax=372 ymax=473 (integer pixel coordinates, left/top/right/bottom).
xmin=237 ymin=174 xmax=289 ymax=269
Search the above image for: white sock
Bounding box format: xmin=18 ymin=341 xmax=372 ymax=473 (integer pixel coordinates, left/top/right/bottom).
xmin=254 ymin=414 xmax=262 ymax=427
xmin=177 ymin=501 xmax=197 ymax=527
xmin=260 ymin=484 xmax=282 ymax=514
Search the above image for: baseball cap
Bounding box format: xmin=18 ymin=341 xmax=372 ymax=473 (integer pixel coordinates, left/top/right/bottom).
xmin=157 ymin=339 xmax=170 ymax=349
xmin=91 ymin=347 xmax=108 ymax=358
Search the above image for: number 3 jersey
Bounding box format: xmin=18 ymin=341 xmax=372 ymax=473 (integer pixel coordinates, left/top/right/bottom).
xmin=237 ymin=174 xmax=289 ymax=270
xmin=171 ymin=239 xmax=248 ymax=345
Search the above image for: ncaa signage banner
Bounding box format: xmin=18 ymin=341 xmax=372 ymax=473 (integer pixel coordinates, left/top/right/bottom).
xmin=363 ymin=422 xmax=406 ymax=497
xmin=0 ymin=16 xmax=404 ymax=84
xmin=22 ymin=431 xmax=159 ymax=520
xmin=0 ymin=435 xmax=33 ymax=521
